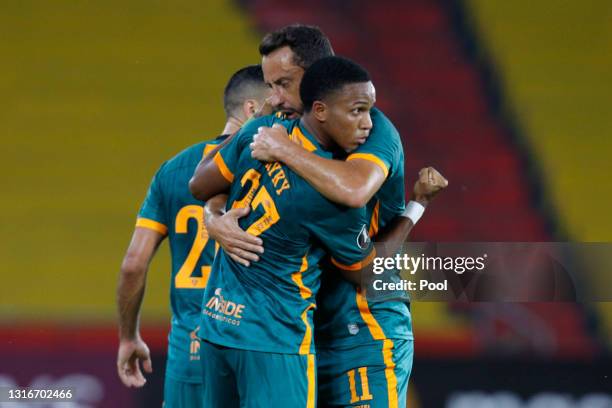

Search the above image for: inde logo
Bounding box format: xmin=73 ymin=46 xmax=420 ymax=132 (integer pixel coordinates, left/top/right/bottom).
xmin=189 ymin=326 xmax=200 ymax=361
xmin=203 ymin=288 xmax=245 ymax=326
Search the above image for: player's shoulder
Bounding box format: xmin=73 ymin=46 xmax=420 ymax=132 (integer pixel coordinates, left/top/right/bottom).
xmin=160 ymin=135 xmax=226 ymax=177
xmin=348 ymin=107 xmax=403 ymax=176
xmin=164 ymin=141 xmax=206 ymax=170
xmin=370 ymin=107 xmax=400 ymax=141
xmin=236 ymin=114 xmax=293 ymax=141
xmin=229 ymin=115 xmax=298 ymax=159
xmin=238 ymin=115 xmax=277 ymax=135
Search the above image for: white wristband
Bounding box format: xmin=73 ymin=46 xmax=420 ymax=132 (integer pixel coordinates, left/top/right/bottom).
xmin=403 ymin=201 xmax=425 ymax=225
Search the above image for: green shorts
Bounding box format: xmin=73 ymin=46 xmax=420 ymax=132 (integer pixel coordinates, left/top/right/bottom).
xmin=200 ymin=340 xmax=317 ymax=408
xmin=163 ymin=375 xmax=202 ymax=408
xmin=317 ymin=339 xmax=413 ymax=408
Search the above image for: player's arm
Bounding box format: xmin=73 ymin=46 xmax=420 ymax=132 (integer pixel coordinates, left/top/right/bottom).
xmin=188 ymin=151 xmax=232 ymax=202
xmin=336 ymin=167 xmax=448 ymax=285
xmin=250 ymin=124 xmax=385 ymax=208
xmin=189 ymin=133 xmax=238 ymax=201
xmin=375 ymin=166 xmax=448 ymax=249
xmin=192 ymin=125 xmax=266 ymax=263
xmin=306 ymin=199 xmax=377 ymax=287
xmin=116 ymin=227 xmax=164 ymax=388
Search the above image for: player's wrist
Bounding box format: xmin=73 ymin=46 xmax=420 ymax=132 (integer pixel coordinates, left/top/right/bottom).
xmin=205 ymin=207 xmax=224 ymax=220
xmin=119 ymin=335 xmax=139 ymax=344
xmin=273 ymin=140 xmax=293 ymax=163
xmin=119 ymin=328 xmax=142 ymax=342
xmin=204 ymin=197 xmax=227 ymax=221
xmin=403 ymin=200 xmax=426 ymax=225
xmin=411 ymin=194 xmax=429 ymax=208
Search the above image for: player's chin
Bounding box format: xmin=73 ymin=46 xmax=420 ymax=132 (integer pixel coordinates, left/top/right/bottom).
xmin=354 ymin=137 xmax=367 ymax=147
xmin=344 ymin=142 xmax=360 ymax=153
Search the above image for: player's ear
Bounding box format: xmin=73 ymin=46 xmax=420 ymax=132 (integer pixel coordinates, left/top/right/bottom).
xmin=243 ymin=99 xmax=257 ymax=119
xmin=312 ymin=101 xmax=327 ymax=122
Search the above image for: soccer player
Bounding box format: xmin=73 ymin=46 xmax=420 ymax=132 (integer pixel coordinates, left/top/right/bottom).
xmin=195 ymin=25 xmax=447 ymax=408
xmin=115 ymin=65 xmax=270 ymax=407
xmin=191 ymin=56 xmax=411 ymax=408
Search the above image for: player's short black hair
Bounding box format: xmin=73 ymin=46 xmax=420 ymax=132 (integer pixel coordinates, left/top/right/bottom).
xmin=223 ymin=64 xmax=267 ymax=118
xmin=259 ymin=24 xmax=334 ymax=69
xmin=300 ymin=56 xmax=371 ymax=112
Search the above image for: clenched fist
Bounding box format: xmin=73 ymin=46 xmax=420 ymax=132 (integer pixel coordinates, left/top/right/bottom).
xmin=413 ymin=166 xmax=448 ymax=206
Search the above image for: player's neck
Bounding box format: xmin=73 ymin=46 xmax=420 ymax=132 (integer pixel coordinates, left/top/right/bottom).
xmin=301 ymin=114 xmax=333 ymax=151
xmin=221 ymin=117 xmax=244 ymax=135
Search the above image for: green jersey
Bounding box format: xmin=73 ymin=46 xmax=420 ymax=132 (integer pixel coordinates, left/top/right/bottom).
xmin=137 ymin=136 xmax=225 ymax=383
xmin=315 ymin=108 xmax=414 ymax=350
xmin=198 ymin=116 xmax=374 ymax=355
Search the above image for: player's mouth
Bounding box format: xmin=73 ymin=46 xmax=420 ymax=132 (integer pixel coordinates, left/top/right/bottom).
xmin=283 ymin=110 xmax=300 ymax=119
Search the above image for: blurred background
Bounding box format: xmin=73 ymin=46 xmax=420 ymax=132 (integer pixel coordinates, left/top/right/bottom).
xmin=1 ymin=0 xmax=611 ymax=406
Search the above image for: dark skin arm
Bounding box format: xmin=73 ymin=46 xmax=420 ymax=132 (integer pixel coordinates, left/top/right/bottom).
xmin=250 ymin=125 xmax=385 ymax=208
xmin=189 ymin=133 xmax=237 ymax=201
xmin=191 ymin=134 xmax=265 ymax=264
xmin=338 ymin=167 xmax=448 ymax=286
xmin=338 ymin=215 xmax=415 ymax=286
xmin=188 ymin=150 xmax=232 ymax=203
xmin=116 ymin=227 xmax=164 ymax=387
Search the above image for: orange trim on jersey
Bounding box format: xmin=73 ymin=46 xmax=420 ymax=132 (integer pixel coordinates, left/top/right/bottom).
xmin=306 ymin=353 xmax=316 ymax=408
xmin=203 ymin=143 xmax=217 ymax=158
xmin=298 ymin=303 xmax=316 ymax=355
xmin=289 ymin=126 xmax=317 ymax=152
xmin=330 ymin=248 xmax=377 ymax=271
xmin=296 ymin=254 xmax=315 ymax=357
xmin=346 ymin=153 xmax=389 ymax=178
xmin=381 ymin=339 xmax=399 ymax=407
xmin=368 ymin=200 xmax=380 ymax=238
xmin=135 ymin=218 xmax=168 ymax=235
xmin=213 ymin=151 xmax=234 ymax=183
xmin=355 ymin=289 xmax=399 ymax=408
xmin=291 ymin=255 xmax=312 ymax=299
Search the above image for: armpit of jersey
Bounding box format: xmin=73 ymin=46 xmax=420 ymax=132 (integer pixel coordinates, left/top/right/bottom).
xmin=135 ymin=217 xmax=168 ymax=236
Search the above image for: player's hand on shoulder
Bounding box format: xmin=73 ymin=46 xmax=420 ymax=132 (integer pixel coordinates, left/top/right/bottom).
xmin=250 ymin=124 xmax=290 ymax=162
xmin=413 ymin=166 xmax=448 ymax=206
xmin=117 ymin=337 xmax=152 ymax=388
xmin=205 ymin=206 xmax=264 ymax=267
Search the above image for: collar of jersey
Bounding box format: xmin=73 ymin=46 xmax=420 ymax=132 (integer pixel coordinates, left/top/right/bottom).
xmin=285 ymin=120 xmax=318 ymax=153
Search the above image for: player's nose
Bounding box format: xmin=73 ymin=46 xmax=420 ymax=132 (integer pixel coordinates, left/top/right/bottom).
xmin=361 ymin=113 xmax=373 ymax=131
xmin=267 ymin=91 xmax=282 ymax=109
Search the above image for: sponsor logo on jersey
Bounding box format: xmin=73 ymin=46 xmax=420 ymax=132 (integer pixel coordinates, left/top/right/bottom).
xmin=189 ymin=326 xmax=200 ymax=361
xmin=203 ymin=288 xmax=245 ymax=326
xmin=348 ymin=323 xmax=360 ymax=335
xmin=356 ymin=224 xmax=370 ymax=250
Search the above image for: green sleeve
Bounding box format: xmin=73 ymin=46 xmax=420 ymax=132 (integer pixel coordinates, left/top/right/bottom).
xmin=136 ymin=163 xmax=169 ymax=235
xmin=347 ymin=108 xmax=402 ymax=178
xmin=216 ymin=116 xmax=275 ymax=179
xmin=303 ymin=199 xmax=374 ymax=271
